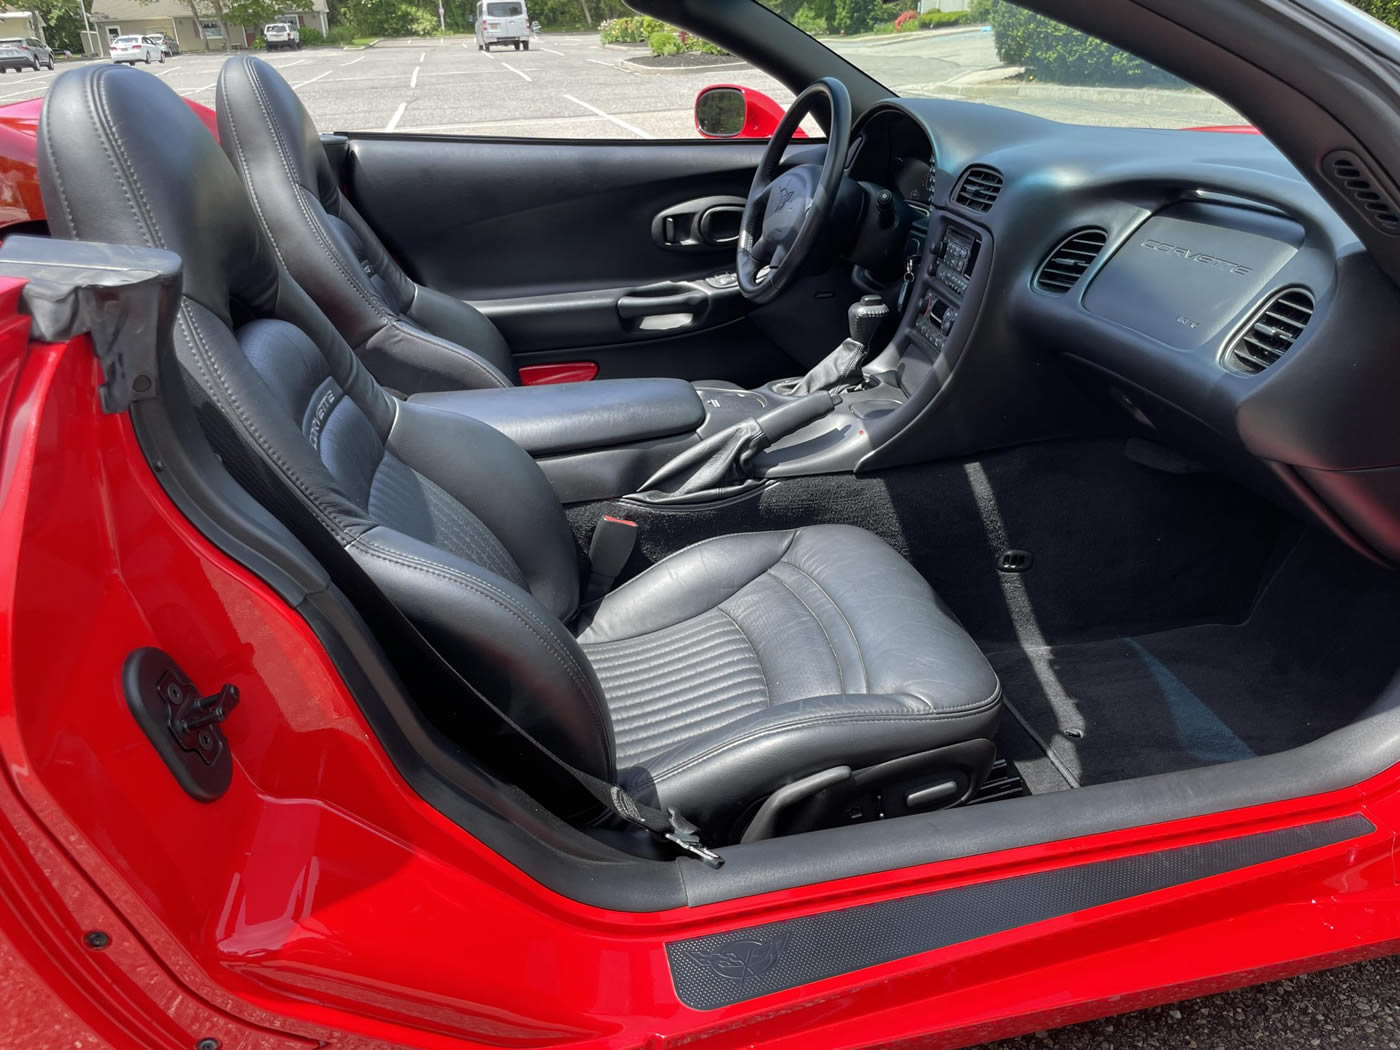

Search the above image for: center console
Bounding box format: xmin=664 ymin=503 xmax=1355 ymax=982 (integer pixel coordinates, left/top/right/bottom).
xmin=414 ymin=209 xmax=991 ymax=505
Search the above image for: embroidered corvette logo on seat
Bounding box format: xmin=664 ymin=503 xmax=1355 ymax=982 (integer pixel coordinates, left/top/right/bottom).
xmin=689 ymin=934 xmax=789 ymax=985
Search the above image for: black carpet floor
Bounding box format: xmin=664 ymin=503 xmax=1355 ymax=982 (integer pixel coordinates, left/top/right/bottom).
xmin=987 ymin=531 xmax=1400 ymax=786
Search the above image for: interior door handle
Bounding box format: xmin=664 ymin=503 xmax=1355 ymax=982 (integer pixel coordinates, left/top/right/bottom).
xmin=652 ymin=195 xmax=747 ymax=251
xmin=698 ymin=205 xmax=743 ymax=246
xmin=617 ymin=288 xmax=707 ymax=319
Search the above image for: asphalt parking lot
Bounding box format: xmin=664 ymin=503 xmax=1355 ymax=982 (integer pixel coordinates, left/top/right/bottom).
xmin=15 ymin=28 xmax=1241 ymax=136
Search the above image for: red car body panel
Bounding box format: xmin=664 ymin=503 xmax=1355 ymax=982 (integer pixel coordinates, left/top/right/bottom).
xmin=0 ymin=97 xmax=218 ymax=228
xmin=0 ymin=89 xmax=1380 ymax=1049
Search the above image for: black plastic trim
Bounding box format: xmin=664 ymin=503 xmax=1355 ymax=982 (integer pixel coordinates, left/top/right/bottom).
xmin=667 ymin=814 xmax=1372 ymax=1009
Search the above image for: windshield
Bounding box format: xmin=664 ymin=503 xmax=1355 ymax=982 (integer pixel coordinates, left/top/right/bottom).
xmin=114 ymin=36 xmax=141 ymax=45
xmin=762 ymin=0 xmax=1245 ymax=129
xmin=0 ymin=39 xmax=26 ymax=47
xmin=266 ymin=24 xmax=289 ymax=31
xmin=486 ymin=3 xmax=523 ymax=16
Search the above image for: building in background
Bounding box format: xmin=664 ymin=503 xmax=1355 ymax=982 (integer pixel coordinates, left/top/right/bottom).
xmin=86 ymin=0 xmax=327 ymax=55
xmin=0 ymin=10 xmax=48 ymax=46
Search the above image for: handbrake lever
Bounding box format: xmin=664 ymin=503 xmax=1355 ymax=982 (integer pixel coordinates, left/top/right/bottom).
xmin=633 ymin=390 xmax=837 ymax=504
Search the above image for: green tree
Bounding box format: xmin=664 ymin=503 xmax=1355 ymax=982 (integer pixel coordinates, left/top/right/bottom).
xmin=23 ymin=0 xmax=89 ymax=52
xmin=225 ymin=0 xmax=281 ymax=32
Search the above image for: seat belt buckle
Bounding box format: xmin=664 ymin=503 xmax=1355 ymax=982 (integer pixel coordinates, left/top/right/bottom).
xmin=664 ymin=808 xmax=725 ymax=869
xmin=584 ymin=515 xmax=637 ymax=603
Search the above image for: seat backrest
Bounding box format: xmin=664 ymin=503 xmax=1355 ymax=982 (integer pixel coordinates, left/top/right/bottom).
xmin=215 ymin=55 xmax=518 ymax=392
xmin=39 ymin=65 xmax=614 ymax=779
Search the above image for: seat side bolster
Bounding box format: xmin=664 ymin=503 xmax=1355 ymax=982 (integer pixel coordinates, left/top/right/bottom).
xmin=362 ymin=318 xmax=514 ymax=393
xmin=351 ymin=525 xmax=615 ymax=780
xmin=576 ymin=530 xmax=800 ymax=643
xmin=386 ymin=399 xmax=581 ymax=620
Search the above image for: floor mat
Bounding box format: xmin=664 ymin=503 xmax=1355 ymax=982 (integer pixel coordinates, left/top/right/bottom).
xmin=988 ymin=532 xmax=1400 ymax=786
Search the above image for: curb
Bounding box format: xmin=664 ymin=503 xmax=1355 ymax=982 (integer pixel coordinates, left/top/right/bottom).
xmin=821 ymin=24 xmax=989 ymax=47
xmin=619 ymin=56 xmax=749 ymax=75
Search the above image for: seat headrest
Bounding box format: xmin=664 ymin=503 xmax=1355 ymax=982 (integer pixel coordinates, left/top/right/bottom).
xmin=37 ymin=65 xmax=279 ymax=324
xmin=217 ymin=55 xmax=340 ymax=209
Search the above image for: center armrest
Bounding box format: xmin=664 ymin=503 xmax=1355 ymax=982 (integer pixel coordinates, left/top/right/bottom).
xmin=409 ymin=378 xmax=705 ymax=456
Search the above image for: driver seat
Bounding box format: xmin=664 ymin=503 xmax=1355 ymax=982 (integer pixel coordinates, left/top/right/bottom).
xmin=216 ymin=54 xmax=519 ymax=394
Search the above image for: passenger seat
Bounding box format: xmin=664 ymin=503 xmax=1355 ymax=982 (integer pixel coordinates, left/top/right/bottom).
xmin=39 ymin=65 xmax=1001 ymax=842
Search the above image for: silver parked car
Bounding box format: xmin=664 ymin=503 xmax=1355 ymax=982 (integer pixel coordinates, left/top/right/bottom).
xmin=146 ymin=32 xmax=179 ymax=57
xmin=0 ymin=37 xmax=54 ymax=73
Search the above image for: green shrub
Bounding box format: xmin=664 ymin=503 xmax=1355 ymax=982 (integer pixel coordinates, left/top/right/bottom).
xmin=253 ymin=34 xmax=267 ymax=48
xmin=599 ymin=15 xmax=667 ymax=43
xmin=988 ymin=0 xmax=1181 ymax=86
xmin=685 ymin=36 xmax=729 ymax=54
xmin=917 ymin=10 xmax=969 ymax=28
xmin=325 ymin=23 xmax=357 ymax=43
xmin=299 ymin=24 xmax=324 ymax=45
xmin=1349 ymin=0 xmax=1400 ymax=30
xmin=968 ymin=0 xmax=992 ymax=21
xmin=790 ymin=4 xmax=827 ymax=34
xmin=648 ymin=29 xmax=684 ymax=55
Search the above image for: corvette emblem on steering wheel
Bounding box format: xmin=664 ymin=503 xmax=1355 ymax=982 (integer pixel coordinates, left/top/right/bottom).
xmin=774 ymin=185 xmax=795 ymax=210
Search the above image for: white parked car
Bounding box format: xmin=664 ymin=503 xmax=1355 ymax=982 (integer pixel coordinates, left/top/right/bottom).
xmin=110 ymin=35 xmax=163 ymax=65
xmin=264 ymin=22 xmax=301 ymax=50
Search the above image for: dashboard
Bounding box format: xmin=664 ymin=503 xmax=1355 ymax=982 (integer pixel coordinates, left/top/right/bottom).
xmin=844 ymin=98 xmax=1400 ymax=565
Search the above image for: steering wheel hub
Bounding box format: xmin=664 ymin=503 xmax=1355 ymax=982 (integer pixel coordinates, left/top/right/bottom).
xmin=736 ymin=77 xmax=852 ymax=304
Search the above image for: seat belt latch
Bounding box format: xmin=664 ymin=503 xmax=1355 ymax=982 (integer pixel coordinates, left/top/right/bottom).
xmin=585 ymin=515 xmax=637 ymax=603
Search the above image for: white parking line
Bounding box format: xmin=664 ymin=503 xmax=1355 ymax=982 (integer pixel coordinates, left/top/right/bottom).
xmin=384 ymin=100 xmax=407 ymax=131
xmin=293 ymin=69 xmax=332 ymax=88
xmin=562 ymin=94 xmax=654 ymax=138
xmin=409 ymin=65 xmax=419 ymax=88
xmin=419 ymin=51 xmax=425 ymax=62
xmin=342 ymin=55 xmax=365 ymax=66
xmin=178 ymin=81 xmax=217 ymax=96
xmin=323 ymin=74 xmax=410 ymax=83
xmin=501 ymin=62 xmax=530 ymax=82
xmin=271 ymin=58 xmax=307 ymax=69
xmin=537 ymin=47 xmax=563 ymax=56
xmin=421 ymin=69 xmax=525 ymax=77
xmin=585 ymin=57 xmax=634 ymax=74
xmin=480 ymin=49 xmax=496 ymax=60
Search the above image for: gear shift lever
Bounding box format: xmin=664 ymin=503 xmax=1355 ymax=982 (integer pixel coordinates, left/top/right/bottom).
xmin=775 ymin=294 xmax=889 ymax=396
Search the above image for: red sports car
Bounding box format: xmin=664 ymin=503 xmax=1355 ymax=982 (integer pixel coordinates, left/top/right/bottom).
xmin=3 ymin=3 xmax=1400 ymax=1049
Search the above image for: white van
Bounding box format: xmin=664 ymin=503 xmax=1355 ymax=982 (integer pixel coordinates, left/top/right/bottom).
xmin=475 ymin=1 xmax=529 ymax=51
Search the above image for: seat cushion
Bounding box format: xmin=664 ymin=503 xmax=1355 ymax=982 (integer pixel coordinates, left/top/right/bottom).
xmin=576 ymin=525 xmax=1001 ymax=830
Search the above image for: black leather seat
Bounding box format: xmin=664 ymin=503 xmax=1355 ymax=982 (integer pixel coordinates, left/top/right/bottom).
xmin=216 ymin=54 xmax=517 ymax=394
xmin=39 ymin=65 xmax=1000 ymax=839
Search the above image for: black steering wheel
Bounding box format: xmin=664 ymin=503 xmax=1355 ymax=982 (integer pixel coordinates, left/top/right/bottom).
xmin=736 ymin=77 xmax=852 ymax=304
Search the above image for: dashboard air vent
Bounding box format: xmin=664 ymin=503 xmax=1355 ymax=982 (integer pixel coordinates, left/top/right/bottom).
xmin=1034 ymin=228 xmax=1107 ymax=293
xmin=954 ymin=166 xmax=1004 ymax=212
xmin=1224 ymin=288 xmax=1314 ymax=374
xmin=1322 ymin=150 xmax=1400 ymax=235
